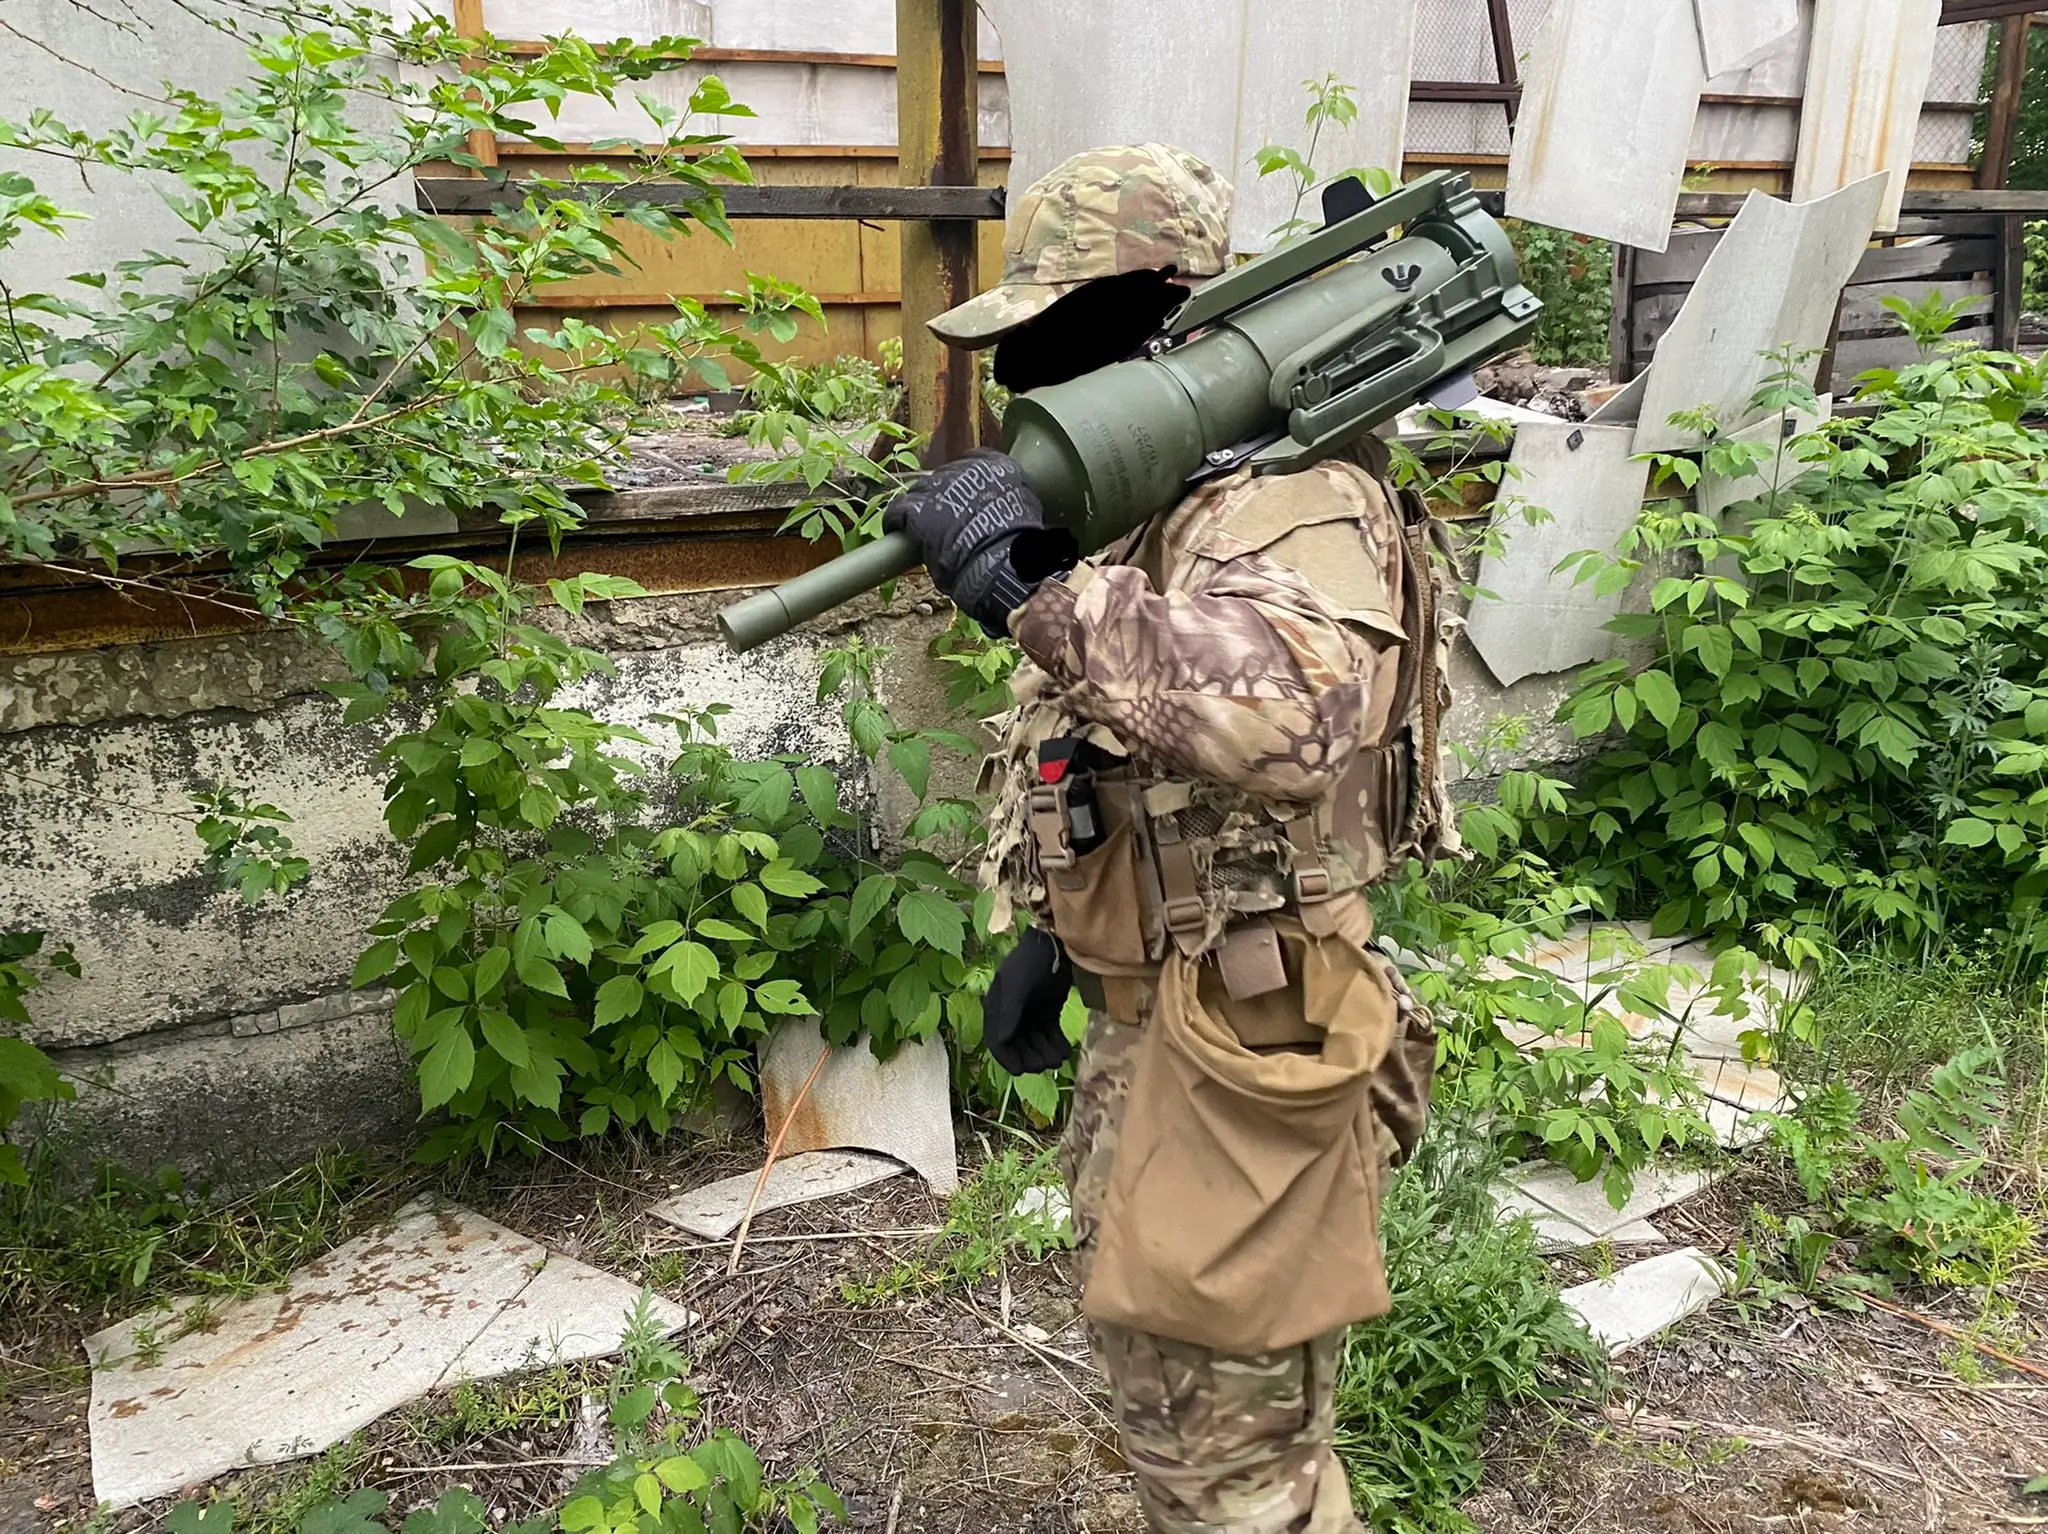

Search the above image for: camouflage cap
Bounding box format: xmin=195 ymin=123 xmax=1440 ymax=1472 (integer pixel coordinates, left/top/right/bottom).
xmin=931 ymin=143 xmax=1234 ymax=349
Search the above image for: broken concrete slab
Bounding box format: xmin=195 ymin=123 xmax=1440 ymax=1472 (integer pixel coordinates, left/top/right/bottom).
xmin=1466 ymin=420 xmax=1654 ymax=686
xmin=1635 ymin=179 xmax=1885 ymax=453
xmin=647 ymin=1149 xmax=906 ymax=1240
xmin=87 ymin=1202 xmax=691 ymax=1510
xmin=1509 ymin=1161 xmax=1722 ymax=1242
xmin=1562 ymin=1247 xmax=1731 ymax=1355
xmin=761 ymin=1022 xmax=958 ymax=1194
xmin=1491 ymin=1181 xmax=1604 ymax=1253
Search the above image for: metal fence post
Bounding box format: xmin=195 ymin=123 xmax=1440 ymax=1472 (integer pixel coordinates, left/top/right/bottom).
xmin=897 ymin=0 xmax=981 ymax=466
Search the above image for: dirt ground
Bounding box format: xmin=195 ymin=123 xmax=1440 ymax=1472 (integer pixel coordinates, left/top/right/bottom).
xmin=5 ymin=1143 xmax=2047 ymax=1534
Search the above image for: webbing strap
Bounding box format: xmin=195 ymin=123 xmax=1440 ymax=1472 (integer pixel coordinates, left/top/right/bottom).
xmin=1150 ymin=814 xmax=1208 ymax=957
xmin=1403 ymin=516 xmax=1444 ymax=809
xmin=1282 ymin=819 xmax=1340 ymax=938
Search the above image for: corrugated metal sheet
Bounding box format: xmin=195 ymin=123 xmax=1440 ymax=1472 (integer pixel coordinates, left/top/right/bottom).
xmin=1507 ymin=0 xmax=1708 ymax=252
xmin=1632 ymin=174 xmax=1885 ymax=452
xmin=982 ymin=0 xmax=1419 ymax=252
xmin=1794 ymin=0 xmax=1946 ymax=230
xmin=1696 ymin=0 xmax=1799 ymax=76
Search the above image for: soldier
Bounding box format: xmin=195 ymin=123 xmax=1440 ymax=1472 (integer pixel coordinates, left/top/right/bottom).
xmin=884 ymin=144 xmax=1459 ymax=1534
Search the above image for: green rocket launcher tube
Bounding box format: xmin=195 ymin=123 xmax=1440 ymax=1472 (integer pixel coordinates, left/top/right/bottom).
xmin=716 ymin=170 xmax=1539 ymax=654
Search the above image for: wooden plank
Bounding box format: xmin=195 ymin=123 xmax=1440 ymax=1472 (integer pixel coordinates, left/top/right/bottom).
xmin=451 ymin=0 xmax=498 ymax=172
xmin=1832 ymin=326 xmax=1994 ymax=381
xmin=498 ymin=40 xmax=1005 ymax=72
xmin=1633 ymin=228 xmax=1731 ymax=287
xmin=1980 ymin=15 xmax=2035 ymax=189
xmin=897 ymin=0 xmax=980 ymax=465
xmin=1609 ymin=243 xmax=1636 ymax=381
xmin=1486 ymin=0 xmax=1519 ymax=125
xmin=1851 ymin=236 xmax=1997 ymax=282
xmin=1678 ymin=189 xmax=2048 ymax=217
xmin=1998 ymin=214 xmax=2028 ymax=348
xmin=1942 ymin=0 xmax=2045 ymax=23
xmin=1837 ymin=279 xmax=1994 ymax=339
xmin=415 ymin=179 xmax=1006 ymax=219
xmin=492 ymin=143 xmax=1015 ymax=161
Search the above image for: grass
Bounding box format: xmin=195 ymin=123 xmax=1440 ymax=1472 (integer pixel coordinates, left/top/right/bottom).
xmin=0 ymin=1149 xmax=406 ymax=1347
xmin=840 ymin=1141 xmax=1069 ymax=1304
xmin=1792 ymin=942 xmax=2048 ymax=1155
xmin=1335 ymin=1117 xmax=1601 ymax=1534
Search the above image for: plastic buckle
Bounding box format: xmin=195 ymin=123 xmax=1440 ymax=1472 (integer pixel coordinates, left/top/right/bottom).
xmin=1293 ymin=869 xmax=1334 ymax=903
xmin=1028 ymin=784 xmax=1077 ymax=872
xmin=1162 ymin=897 xmax=1207 ymax=935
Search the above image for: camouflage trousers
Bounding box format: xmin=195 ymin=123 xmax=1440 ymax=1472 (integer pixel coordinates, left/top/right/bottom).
xmin=1062 ymin=1011 xmax=1365 ymax=1534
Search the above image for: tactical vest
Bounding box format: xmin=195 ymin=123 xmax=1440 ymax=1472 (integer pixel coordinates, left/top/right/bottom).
xmin=980 ymin=462 xmax=1463 ymax=977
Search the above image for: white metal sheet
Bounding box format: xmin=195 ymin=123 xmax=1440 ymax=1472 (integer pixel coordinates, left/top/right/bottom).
xmin=1505 ymin=0 xmax=1708 ymax=253
xmin=1465 ymin=420 xmax=1654 ymax=687
xmin=1694 ymin=0 xmax=1798 ymax=78
xmin=983 ymin=0 xmax=1417 ymax=252
xmin=1793 ymin=0 xmax=1943 ymax=232
xmin=505 ymin=61 xmax=1009 ymax=147
xmin=1634 ymin=176 xmax=1883 ymax=453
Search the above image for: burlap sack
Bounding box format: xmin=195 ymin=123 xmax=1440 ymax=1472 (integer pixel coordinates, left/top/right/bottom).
xmin=1082 ymin=919 xmax=1399 ymax=1353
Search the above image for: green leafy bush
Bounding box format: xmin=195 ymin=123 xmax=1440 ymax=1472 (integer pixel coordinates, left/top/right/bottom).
xmin=0 ymin=932 xmax=78 ymax=1186
xmin=1539 ymin=311 xmax=2048 ymax=964
xmin=1335 ymin=1123 xmax=1599 ymax=1532
xmin=347 ymin=566 xmax=1003 ymax=1161
xmin=1758 ymin=1046 xmax=2033 ymax=1290
xmin=1503 ymin=221 xmax=1613 ymax=369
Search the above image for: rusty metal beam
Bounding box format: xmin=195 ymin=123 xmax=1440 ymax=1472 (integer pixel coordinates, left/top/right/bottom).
xmin=1981 ymin=13 xmax=2036 ymax=188
xmin=415 ymin=179 xmax=1005 ymax=219
xmin=1486 ymin=0 xmax=1520 ymax=126
xmin=896 ymin=0 xmax=980 ymax=467
xmin=1943 ymin=1 xmax=2044 ymax=23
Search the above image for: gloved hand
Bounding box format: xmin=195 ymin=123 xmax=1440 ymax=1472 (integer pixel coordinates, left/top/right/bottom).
xmin=980 ymin=927 xmax=1076 ymax=1076
xmin=884 ymin=450 xmax=1051 ymax=637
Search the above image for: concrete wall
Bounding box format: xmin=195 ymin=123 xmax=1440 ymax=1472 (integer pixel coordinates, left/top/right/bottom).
xmin=2 ymin=588 xmax=965 ymax=1183
xmin=0 ymin=569 xmax=1584 ymax=1185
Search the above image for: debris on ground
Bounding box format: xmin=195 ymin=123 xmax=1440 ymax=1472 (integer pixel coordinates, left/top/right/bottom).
xmin=647 ymin=1150 xmax=906 ymax=1240
xmin=761 ymin=1025 xmax=959 ymax=1194
xmin=1559 ymin=1248 xmax=1731 ymax=1357
xmin=84 ymin=1201 xmax=693 ymax=1509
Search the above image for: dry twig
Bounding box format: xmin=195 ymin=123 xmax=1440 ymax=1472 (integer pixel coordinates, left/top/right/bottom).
xmin=726 ymin=1041 xmax=830 ymax=1276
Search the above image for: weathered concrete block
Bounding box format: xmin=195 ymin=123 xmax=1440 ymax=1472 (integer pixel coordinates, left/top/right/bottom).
xmin=42 ymin=1006 xmax=416 ymax=1188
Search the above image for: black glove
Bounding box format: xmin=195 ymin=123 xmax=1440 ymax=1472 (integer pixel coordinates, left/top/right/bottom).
xmin=884 ymin=450 xmax=1054 ymax=637
xmin=981 ymin=928 xmax=1076 ymax=1076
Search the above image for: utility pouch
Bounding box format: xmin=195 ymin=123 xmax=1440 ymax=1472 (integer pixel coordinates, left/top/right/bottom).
xmin=1034 ymin=741 xmax=1157 ymax=975
xmin=1083 ymin=917 xmax=1399 ymax=1354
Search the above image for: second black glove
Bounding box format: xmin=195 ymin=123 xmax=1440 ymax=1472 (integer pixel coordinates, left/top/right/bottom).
xmin=980 ymin=927 xmax=1077 ymax=1076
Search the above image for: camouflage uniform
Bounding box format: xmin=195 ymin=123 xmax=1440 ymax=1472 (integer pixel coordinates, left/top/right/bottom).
xmin=935 ymin=147 xmax=1456 ymax=1534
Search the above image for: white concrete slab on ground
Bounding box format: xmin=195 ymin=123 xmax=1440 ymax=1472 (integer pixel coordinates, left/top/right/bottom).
xmin=86 ymin=1202 xmax=692 ymax=1510
xmin=646 ymin=1150 xmax=907 ymax=1240
xmin=761 ymin=1022 xmax=958 ymax=1194
xmin=1505 ymin=0 xmax=1708 ymax=252
xmin=1634 ymin=179 xmax=1886 ymax=454
xmin=1507 ymin=1161 xmax=1722 ymax=1244
xmin=1465 ymin=420 xmax=1653 ymax=686
xmin=1562 ymin=1248 xmax=1732 ymax=1355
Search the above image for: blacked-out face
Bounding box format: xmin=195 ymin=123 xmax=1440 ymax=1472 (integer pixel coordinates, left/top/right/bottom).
xmin=991 ymin=267 xmax=1189 ymax=393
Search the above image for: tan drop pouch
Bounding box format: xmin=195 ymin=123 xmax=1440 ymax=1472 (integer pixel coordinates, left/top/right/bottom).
xmin=1082 ymin=918 xmax=1399 ymax=1354
xmin=1039 ymin=781 xmax=1156 ymax=974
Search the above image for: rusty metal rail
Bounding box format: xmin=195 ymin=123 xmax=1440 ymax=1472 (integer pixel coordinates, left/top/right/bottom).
xmin=416 ymin=179 xmax=1006 ymax=220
